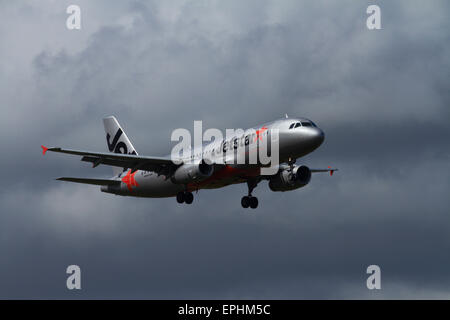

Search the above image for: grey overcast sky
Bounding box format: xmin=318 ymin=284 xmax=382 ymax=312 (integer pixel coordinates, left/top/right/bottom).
xmin=0 ymin=0 xmax=449 ymax=298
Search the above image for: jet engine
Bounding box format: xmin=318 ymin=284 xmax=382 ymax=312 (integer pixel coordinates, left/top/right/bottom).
xmin=171 ymin=160 xmax=214 ymax=184
xmin=268 ymin=165 xmax=311 ymax=192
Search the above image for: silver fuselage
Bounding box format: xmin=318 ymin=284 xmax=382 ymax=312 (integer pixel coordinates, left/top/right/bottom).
xmin=101 ymin=118 xmax=325 ymax=197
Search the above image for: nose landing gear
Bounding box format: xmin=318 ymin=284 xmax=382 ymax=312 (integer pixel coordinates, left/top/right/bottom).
xmin=241 ymin=179 xmax=259 ymax=209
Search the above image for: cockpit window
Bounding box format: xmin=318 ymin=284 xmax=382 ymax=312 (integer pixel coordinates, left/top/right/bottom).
xmin=294 ymin=122 xmax=301 ymax=128
xmin=301 ymin=121 xmax=312 ymax=127
xmin=289 ymin=123 xmax=295 ymax=129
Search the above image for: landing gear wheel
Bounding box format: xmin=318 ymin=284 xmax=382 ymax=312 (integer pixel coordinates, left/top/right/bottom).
xmin=176 ymin=192 xmax=185 ymax=203
xmin=249 ymin=196 xmax=258 ymax=209
xmin=184 ymin=192 xmax=194 ymax=204
xmin=241 ymin=196 xmax=250 ymax=208
xmin=242 ymin=179 xmax=260 ymax=209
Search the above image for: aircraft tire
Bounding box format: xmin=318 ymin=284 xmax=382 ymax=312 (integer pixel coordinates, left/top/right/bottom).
xmin=249 ymin=196 xmax=258 ymax=209
xmin=184 ymin=192 xmax=194 ymax=204
xmin=241 ymin=196 xmax=250 ymax=208
xmin=176 ymin=192 xmax=185 ymax=203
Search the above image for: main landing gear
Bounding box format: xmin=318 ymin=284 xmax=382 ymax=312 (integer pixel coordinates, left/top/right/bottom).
xmin=241 ymin=195 xmax=258 ymax=209
xmin=241 ymin=179 xmax=259 ymax=209
xmin=176 ymin=191 xmax=194 ymax=204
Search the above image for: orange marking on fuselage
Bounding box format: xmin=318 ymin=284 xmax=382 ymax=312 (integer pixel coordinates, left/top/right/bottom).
xmin=187 ymin=165 xmax=260 ymax=191
xmin=255 ymin=126 xmax=268 ymax=142
xmin=122 ymin=169 xmax=139 ymax=191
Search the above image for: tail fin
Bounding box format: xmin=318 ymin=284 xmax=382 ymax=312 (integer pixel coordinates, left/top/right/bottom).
xmin=103 ymin=116 xmax=138 ymax=176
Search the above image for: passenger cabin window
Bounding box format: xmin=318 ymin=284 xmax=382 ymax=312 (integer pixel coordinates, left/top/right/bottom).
xmin=294 ymin=122 xmax=301 ymax=128
xmin=301 ymin=121 xmax=312 ymax=127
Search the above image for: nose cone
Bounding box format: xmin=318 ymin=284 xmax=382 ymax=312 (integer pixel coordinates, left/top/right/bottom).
xmin=278 ymin=123 xmax=325 ymax=158
xmin=313 ymin=128 xmax=325 ymax=147
xmin=300 ymin=127 xmax=324 ymax=149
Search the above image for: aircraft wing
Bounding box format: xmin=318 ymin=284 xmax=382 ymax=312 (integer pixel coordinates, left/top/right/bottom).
xmin=42 ymin=145 xmax=176 ymax=173
xmin=310 ymin=168 xmax=339 ymax=176
xmin=56 ymin=177 xmax=121 ymax=186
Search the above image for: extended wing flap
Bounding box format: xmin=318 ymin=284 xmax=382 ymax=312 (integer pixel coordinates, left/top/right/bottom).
xmin=81 ymin=156 xmax=163 ymax=172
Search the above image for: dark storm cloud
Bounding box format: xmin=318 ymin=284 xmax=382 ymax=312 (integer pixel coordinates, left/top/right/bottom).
xmin=0 ymin=0 xmax=450 ymax=298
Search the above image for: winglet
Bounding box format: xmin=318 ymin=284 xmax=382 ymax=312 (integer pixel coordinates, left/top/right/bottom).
xmin=41 ymin=145 xmax=48 ymax=155
xmin=328 ymin=166 xmax=334 ymax=176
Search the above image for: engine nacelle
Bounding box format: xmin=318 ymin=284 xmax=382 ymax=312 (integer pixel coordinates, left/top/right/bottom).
xmin=268 ymin=165 xmax=311 ymax=192
xmin=171 ymin=160 xmax=214 ymax=184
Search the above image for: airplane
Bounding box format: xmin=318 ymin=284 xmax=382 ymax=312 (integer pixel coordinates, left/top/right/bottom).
xmin=42 ymin=116 xmax=337 ymax=209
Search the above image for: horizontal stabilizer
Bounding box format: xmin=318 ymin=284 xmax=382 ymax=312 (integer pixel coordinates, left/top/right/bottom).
xmin=56 ymin=177 xmax=121 ymax=186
